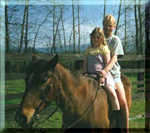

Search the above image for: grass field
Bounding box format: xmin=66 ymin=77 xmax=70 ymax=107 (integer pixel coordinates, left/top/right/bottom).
xmin=5 ymin=73 xmax=145 ymax=128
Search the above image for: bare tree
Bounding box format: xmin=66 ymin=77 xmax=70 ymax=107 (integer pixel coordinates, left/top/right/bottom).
xmin=138 ymin=0 xmax=143 ymax=54
xmin=104 ymin=0 xmax=106 ymax=19
xmin=60 ymin=6 xmax=67 ymax=52
xmin=115 ymin=0 xmax=122 ymax=35
xmin=24 ymin=0 xmax=29 ymax=53
xmin=145 ymin=1 xmax=150 ymax=63
xmin=5 ymin=2 xmax=9 ymax=53
xmin=51 ymin=6 xmax=62 ymax=54
xmin=18 ymin=6 xmax=26 ymax=53
xmin=134 ymin=0 xmax=140 ymax=54
xmin=51 ymin=5 xmax=56 ymax=54
xmin=33 ymin=9 xmax=51 ymax=53
xmin=124 ymin=0 xmax=127 ymax=54
xmin=77 ymin=4 xmax=80 ymax=53
xmin=72 ymin=0 xmax=76 ymax=53
xmin=58 ymin=29 xmax=62 ymax=51
xmin=45 ymin=34 xmax=52 ymax=55
xmin=69 ymin=31 xmax=73 ymax=52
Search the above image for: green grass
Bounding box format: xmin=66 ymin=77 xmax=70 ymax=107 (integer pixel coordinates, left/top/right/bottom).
xmin=37 ymin=112 xmax=62 ymax=128
xmin=5 ymin=98 xmax=21 ymax=105
xmin=129 ymin=119 xmax=145 ymax=128
xmin=5 ymin=79 xmax=25 ymax=94
xmin=129 ymin=100 xmax=145 ymax=128
xmin=130 ymin=100 xmax=145 ymax=117
xmin=126 ymin=74 xmax=145 ymax=128
xmin=5 ymin=74 xmax=145 ymax=128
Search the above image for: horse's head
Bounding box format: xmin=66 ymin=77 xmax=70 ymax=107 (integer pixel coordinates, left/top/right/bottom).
xmin=15 ymin=54 xmax=59 ymax=128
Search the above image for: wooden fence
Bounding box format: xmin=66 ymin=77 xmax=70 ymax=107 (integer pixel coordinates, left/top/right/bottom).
xmin=6 ymin=54 xmax=145 ymax=90
xmin=5 ymin=54 xmax=145 ymax=111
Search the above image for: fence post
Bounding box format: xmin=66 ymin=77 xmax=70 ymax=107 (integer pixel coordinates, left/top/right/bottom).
xmin=5 ymin=60 xmax=11 ymax=73
xmin=74 ymin=60 xmax=83 ymax=70
xmin=137 ymin=72 xmax=144 ymax=91
xmin=137 ymin=59 xmax=145 ymax=92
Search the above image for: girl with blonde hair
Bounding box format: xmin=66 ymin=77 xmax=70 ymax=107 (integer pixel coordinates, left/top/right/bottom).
xmin=84 ymin=27 xmax=120 ymax=126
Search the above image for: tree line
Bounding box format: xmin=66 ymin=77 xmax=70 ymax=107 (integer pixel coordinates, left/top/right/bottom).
xmin=5 ymin=0 xmax=145 ymax=55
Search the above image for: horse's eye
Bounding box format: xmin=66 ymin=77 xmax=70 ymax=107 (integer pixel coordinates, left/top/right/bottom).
xmin=42 ymin=77 xmax=49 ymax=83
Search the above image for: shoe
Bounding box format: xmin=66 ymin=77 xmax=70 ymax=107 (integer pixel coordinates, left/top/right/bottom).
xmin=110 ymin=110 xmax=121 ymax=128
xmin=99 ymin=82 xmax=105 ymax=86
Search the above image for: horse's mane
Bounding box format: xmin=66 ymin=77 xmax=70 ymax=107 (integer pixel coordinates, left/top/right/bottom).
xmin=54 ymin=63 xmax=99 ymax=113
xmin=28 ymin=59 xmax=102 ymax=114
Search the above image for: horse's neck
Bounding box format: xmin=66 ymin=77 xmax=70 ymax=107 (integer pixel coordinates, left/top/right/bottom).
xmin=55 ymin=64 xmax=95 ymax=113
xmin=55 ymin=64 xmax=76 ymax=111
xmin=55 ymin=64 xmax=76 ymax=94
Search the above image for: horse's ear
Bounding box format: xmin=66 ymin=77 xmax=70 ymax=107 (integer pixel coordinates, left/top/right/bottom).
xmin=48 ymin=54 xmax=59 ymax=69
xmin=32 ymin=54 xmax=38 ymax=62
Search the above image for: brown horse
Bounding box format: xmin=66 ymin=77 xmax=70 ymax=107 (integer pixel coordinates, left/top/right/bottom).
xmin=15 ymin=54 xmax=131 ymax=129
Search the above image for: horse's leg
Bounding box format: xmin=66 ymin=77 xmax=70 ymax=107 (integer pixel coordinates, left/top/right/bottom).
xmin=62 ymin=113 xmax=65 ymax=128
xmin=91 ymin=128 xmax=113 ymax=133
xmin=121 ymin=74 xmax=132 ymax=110
xmin=62 ymin=112 xmax=70 ymax=128
xmin=121 ymin=76 xmax=131 ymax=133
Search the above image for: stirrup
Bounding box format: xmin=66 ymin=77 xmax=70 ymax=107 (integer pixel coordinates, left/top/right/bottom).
xmin=99 ymin=82 xmax=105 ymax=87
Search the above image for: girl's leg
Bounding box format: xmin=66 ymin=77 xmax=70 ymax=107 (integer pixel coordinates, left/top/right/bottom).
xmin=106 ymin=85 xmax=120 ymax=111
xmin=105 ymin=85 xmax=120 ymax=128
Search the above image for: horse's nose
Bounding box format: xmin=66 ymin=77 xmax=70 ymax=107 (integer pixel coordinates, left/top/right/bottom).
xmin=15 ymin=108 xmax=27 ymax=126
xmin=15 ymin=108 xmax=20 ymax=122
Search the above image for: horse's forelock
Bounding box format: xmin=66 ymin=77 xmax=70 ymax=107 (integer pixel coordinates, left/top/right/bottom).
xmin=31 ymin=59 xmax=50 ymax=73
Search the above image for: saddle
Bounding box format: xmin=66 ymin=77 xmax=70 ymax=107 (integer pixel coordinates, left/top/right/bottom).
xmin=82 ymin=72 xmax=105 ymax=87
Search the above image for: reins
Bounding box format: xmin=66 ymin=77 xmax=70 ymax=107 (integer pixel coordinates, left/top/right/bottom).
xmin=32 ymin=73 xmax=101 ymax=128
xmin=67 ymin=85 xmax=99 ymax=128
xmin=32 ymin=105 xmax=58 ymax=127
xmin=64 ymin=73 xmax=101 ymax=128
xmin=31 ymin=92 xmax=59 ymax=127
xmin=30 ymin=71 xmax=102 ymax=128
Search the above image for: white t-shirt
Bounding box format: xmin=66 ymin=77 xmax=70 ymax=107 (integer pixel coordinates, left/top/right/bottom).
xmin=106 ymin=34 xmax=124 ymax=78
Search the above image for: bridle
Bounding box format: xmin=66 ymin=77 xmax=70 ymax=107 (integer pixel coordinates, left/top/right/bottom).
xmin=29 ymin=86 xmax=59 ymax=128
xmin=27 ymin=73 xmax=101 ymax=128
xmin=32 ymin=102 xmax=58 ymax=127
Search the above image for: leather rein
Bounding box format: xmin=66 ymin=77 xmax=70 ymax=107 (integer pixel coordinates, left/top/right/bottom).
xmin=66 ymin=73 xmax=101 ymax=128
xmin=31 ymin=73 xmax=101 ymax=128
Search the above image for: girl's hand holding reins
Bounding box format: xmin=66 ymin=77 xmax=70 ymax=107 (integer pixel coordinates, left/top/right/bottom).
xmin=100 ymin=77 xmax=105 ymax=86
xmin=100 ymin=70 xmax=107 ymax=78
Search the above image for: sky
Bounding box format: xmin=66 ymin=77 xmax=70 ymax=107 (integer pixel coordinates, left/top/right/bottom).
xmin=3 ymin=0 xmax=149 ymax=5
xmin=7 ymin=5 xmax=120 ymax=47
xmin=3 ymin=0 xmax=146 ymax=50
